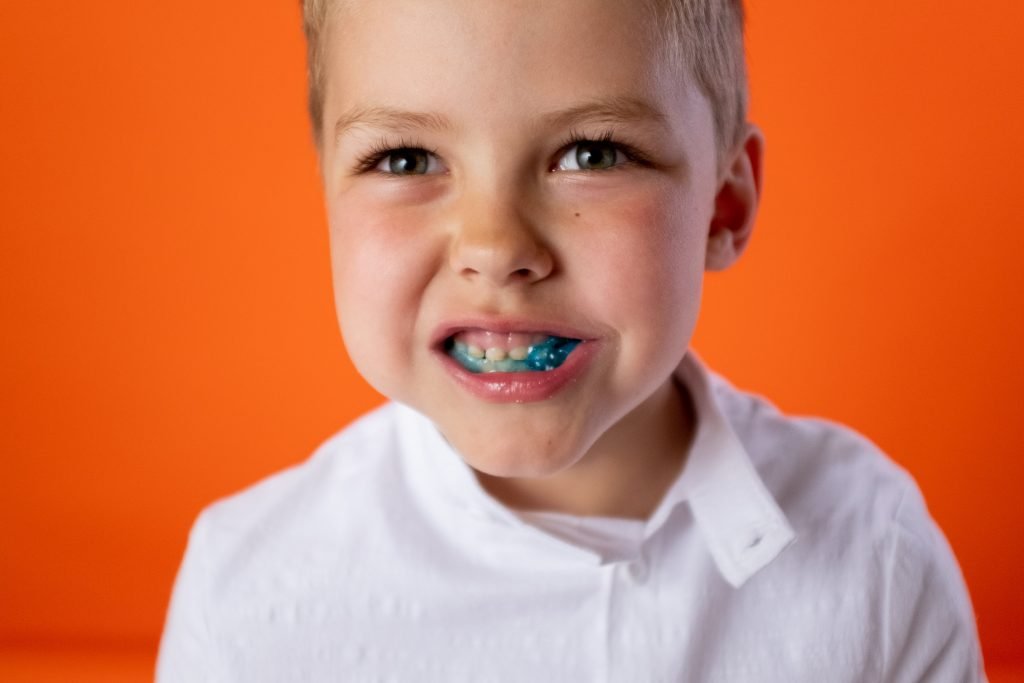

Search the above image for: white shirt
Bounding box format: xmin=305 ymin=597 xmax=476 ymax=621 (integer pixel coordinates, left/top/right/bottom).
xmin=157 ymin=353 xmax=983 ymax=682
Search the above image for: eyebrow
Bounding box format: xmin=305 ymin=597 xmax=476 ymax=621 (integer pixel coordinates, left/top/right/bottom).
xmin=540 ymin=96 xmax=669 ymax=131
xmin=334 ymin=106 xmax=453 ymax=146
xmin=333 ymin=96 xmax=669 ymax=148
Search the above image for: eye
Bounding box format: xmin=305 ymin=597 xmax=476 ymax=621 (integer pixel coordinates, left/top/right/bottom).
xmin=374 ymin=147 xmax=443 ymax=175
xmin=556 ymin=140 xmax=627 ymax=171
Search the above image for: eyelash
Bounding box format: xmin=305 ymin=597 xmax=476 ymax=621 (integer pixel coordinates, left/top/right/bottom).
xmin=350 ymin=129 xmax=652 ymax=174
xmin=555 ymin=128 xmax=653 ymax=170
xmin=353 ymin=137 xmax=439 ymax=174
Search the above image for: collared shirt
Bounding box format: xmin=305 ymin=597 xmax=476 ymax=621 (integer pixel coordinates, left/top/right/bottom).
xmin=157 ymin=353 xmax=983 ymax=682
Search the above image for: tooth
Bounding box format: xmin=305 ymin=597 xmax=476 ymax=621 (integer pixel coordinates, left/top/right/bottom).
xmin=485 ymin=347 xmax=507 ymax=361
xmin=508 ymin=346 xmax=528 ymax=361
xmin=467 ymin=344 xmax=484 ymax=359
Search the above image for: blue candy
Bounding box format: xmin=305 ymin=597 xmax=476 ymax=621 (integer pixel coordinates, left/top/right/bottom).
xmin=525 ymin=336 xmax=580 ymax=371
xmin=448 ymin=336 xmax=580 ymax=374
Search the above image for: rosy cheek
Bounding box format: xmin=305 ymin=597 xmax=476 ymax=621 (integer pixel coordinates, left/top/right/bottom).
xmin=328 ymin=195 xmax=441 ymax=331
xmin=331 ymin=189 xmax=433 ymax=259
xmin=575 ymin=186 xmax=705 ymax=361
xmin=570 ymin=184 xmax=703 ymax=282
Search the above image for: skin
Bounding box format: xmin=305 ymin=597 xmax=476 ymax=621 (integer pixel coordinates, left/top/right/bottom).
xmin=317 ymin=0 xmax=762 ymax=518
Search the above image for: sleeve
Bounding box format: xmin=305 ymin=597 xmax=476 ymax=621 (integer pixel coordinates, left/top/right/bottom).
xmin=880 ymin=486 xmax=985 ymax=683
xmin=156 ymin=511 xmax=222 ymax=683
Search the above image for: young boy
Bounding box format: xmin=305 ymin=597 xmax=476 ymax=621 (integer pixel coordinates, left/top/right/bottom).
xmin=158 ymin=0 xmax=983 ymax=680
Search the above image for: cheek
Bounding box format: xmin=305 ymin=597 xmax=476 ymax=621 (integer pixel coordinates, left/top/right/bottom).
xmin=326 ymin=197 xmax=440 ymax=361
xmin=568 ymin=185 xmax=708 ymax=321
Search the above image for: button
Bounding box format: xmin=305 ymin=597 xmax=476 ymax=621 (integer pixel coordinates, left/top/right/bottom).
xmin=627 ymin=561 xmax=648 ymax=582
xmin=739 ymin=523 xmax=773 ymax=555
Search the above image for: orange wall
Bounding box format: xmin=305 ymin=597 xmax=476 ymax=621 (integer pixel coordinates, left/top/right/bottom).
xmin=1 ymin=0 xmax=1021 ymax=668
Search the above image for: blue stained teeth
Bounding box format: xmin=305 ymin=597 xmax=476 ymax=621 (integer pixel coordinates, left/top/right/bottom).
xmin=525 ymin=335 xmax=580 ymax=371
xmin=448 ymin=336 xmax=581 ymax=374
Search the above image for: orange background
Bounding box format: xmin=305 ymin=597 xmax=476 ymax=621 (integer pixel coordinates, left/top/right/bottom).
xmin=2 ymin=0 xmax=1022 ymax=679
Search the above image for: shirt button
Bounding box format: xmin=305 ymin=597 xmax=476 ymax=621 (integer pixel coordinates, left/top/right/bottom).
xmin=627 ymin=561 xmax=648 ymax=582
xmin=738 ymin=525 xmax=772 ymax=556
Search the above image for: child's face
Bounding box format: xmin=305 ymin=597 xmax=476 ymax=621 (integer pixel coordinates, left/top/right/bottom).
xmin=321 ymin=0 xmax=728 ymax=477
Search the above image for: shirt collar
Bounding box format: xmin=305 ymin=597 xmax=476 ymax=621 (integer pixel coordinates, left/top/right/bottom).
xmin=397 ymin=351 xmax=795 ymax=587
xmin=674 ymin=351 xmax=796 ymax=587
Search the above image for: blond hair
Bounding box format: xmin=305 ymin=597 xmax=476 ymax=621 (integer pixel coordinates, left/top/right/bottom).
xmin=300 ymin=0 xmax=747 ymax=161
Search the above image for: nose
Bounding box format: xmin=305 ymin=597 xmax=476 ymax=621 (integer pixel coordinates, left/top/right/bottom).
xmin=447 ymin=192 xmax=554 ymax=287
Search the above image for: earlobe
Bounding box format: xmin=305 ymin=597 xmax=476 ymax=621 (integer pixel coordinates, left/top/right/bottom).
xmin=705 ymin=228 xmax=738 ymax=270
xmin=705 ymin=124 xmax=765 ymax=272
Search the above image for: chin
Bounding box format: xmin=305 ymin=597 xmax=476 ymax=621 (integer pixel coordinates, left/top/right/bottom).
xmin=447 ymin=428 xmax=588 ymax=479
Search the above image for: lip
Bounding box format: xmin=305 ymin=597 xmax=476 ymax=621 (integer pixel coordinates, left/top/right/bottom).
xmin=430 ymin=317 xmax=601 ymax=404
xmin=429 ymin=317 xmax=596 ymax=349
xmin=437 ymin=339 xmax=599 ymax=403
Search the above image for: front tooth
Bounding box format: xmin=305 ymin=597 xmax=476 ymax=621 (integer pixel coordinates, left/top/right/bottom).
xmin=508 ymin=346 xmax=528 ymax=361
xmin=485 ymin=347 xmax=507 ymax=361
xmin=467 ymin=344 xmax=484 ymax=359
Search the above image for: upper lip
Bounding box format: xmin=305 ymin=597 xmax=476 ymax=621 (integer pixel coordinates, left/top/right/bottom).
xmin=430 ymin=316 xmax=597 ymax=349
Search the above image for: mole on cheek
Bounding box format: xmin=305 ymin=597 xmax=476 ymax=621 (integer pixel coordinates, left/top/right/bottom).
xmin=574 ymin=212 xmax=581 ymax=217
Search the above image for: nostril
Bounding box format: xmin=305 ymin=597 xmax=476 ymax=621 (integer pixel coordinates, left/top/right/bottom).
xmin=448 ymin=236 xmax=554 ymax=285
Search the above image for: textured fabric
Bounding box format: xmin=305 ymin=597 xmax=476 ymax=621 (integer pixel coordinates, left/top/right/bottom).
xmin=513 ymin=509 xmax=646 ymax=563
xmin=157 ymin=353 xmax=983 ymax=682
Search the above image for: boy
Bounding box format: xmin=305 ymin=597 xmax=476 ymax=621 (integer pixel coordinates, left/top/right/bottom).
xmin=158 ymin=0 xmax=983 ymax=680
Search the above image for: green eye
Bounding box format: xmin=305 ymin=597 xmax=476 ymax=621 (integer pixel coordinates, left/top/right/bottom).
xmin=383 ymin=148 xmax=431 ymax=174
xmin=556 ymin=140 xmax=625 ymax=171
xmin=575 ymin=141 xmax=618 ymax=170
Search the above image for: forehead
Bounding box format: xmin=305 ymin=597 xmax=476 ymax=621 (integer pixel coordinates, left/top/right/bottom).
xmin=321 ymin=0 xmax=698 ymax=132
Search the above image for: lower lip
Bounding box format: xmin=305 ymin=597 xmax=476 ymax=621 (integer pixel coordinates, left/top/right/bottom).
xmin=437 ymin=340 xmax=599 ymax=403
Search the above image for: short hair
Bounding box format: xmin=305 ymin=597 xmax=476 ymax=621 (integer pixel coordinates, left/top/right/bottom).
xmin=300 ymin=0 xmax=748 ymax=163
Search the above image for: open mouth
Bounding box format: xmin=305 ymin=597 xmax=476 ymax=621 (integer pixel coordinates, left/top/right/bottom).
xmin=443 ymin=329 xmax=581 ymax=374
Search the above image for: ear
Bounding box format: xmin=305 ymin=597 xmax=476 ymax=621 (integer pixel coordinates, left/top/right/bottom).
xmin=705 ymin=124 xmax=765 ymax=271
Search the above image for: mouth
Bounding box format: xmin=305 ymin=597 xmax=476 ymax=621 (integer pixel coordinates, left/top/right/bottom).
xmin=443 ymin=329 xmax=582 ymax=374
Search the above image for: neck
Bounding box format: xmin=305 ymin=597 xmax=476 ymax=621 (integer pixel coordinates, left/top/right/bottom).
xmin=474 ymin=377 xmax=695 ymax=519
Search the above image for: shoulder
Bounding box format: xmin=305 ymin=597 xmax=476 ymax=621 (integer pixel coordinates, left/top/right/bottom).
xmin=188 ymin=402 xmax=409 ymax=569
xmin=158 ymin=403 xmax=419 ymax=680
xmin=707 ymin=370 xmax=917 ymax=541
xmin=707 ymin=371 xmax=982 ymax=679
